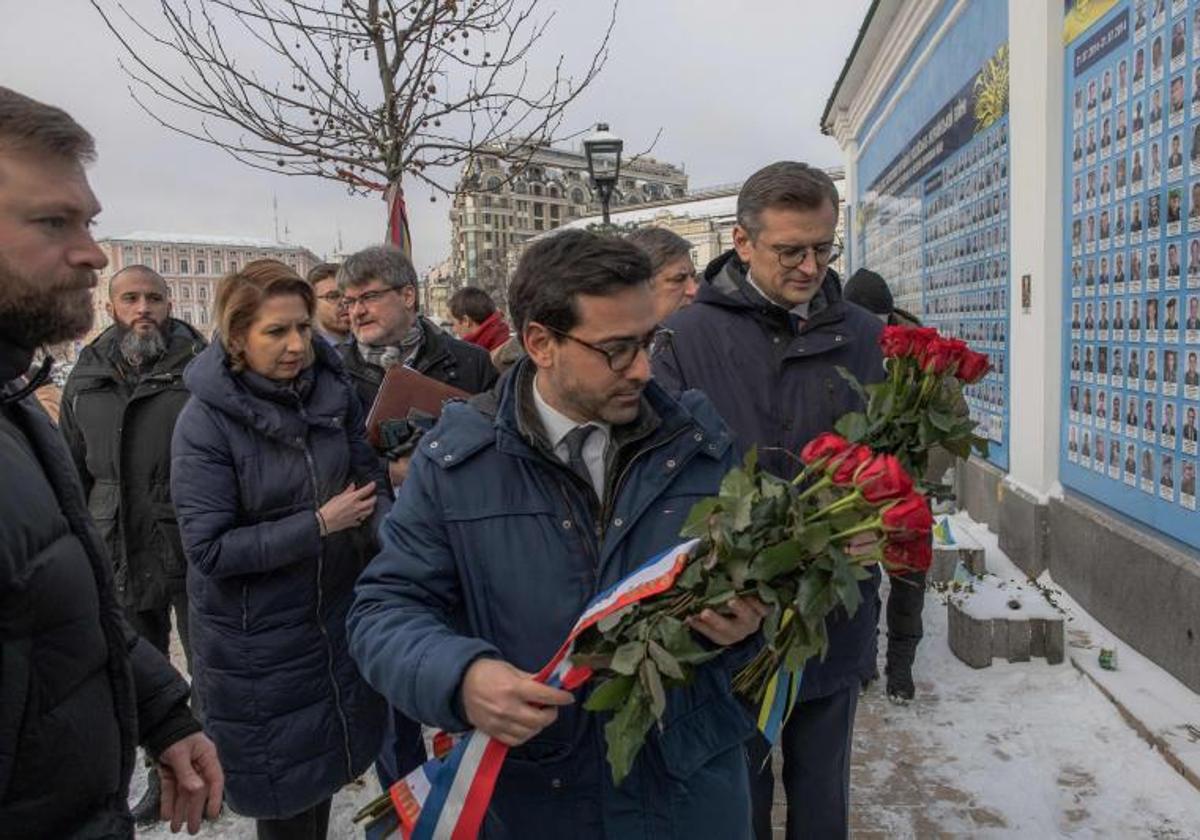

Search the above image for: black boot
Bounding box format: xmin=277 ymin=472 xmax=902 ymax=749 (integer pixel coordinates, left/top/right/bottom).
xmin=130 ymin=764 xmax=162 ymax=826
xmin=885 ymin=659 xmax=915 ymax=704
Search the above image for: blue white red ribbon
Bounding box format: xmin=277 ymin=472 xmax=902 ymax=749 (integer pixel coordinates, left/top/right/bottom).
xmin=370 ymin=539 xmax=698 ymax=840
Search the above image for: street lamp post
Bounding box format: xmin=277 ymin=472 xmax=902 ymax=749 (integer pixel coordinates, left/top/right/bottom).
xmin=583 ymin=122 xmax=623 ymax=226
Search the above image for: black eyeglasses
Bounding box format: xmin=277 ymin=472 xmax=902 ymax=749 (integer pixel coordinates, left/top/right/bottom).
xmin=342 ymin=288 xmax=402 ymax=310
xmin=543 ymin=325 xmax=673 ymax=372
xmin=770 ymin=240 xmax=843 ymax=269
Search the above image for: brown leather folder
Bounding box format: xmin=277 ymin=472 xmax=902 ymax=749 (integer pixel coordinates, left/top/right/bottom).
xmin=365 ymin=365 xmax=468 ymax=448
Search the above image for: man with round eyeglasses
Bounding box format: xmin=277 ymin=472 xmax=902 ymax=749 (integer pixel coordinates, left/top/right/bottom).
xmin=654 ymin=161 xmax=884 ymax=840
xmin=306 ymin=261 xmax=352 ymax=348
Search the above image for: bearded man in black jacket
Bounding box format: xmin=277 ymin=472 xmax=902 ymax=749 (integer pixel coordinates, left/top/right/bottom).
xmin=0 ymin=85 xmax=222 ymax=837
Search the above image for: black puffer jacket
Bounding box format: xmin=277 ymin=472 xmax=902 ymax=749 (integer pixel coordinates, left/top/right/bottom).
xmin=60 ymin=319 xmax=206 ymax=611
xmin=655 ymin=252 xmax=886 ymax=702
xmin=170 ymin=338 xmax=386 ymax=819
xmin=0 ymin=340 xmax=198 ymax=839
xmin=340 ymin=315 xmax=498 ymax=412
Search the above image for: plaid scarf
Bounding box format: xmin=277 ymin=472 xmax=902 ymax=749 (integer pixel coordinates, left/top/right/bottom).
xmin=358 ymin=320 xmax=424 ymax=371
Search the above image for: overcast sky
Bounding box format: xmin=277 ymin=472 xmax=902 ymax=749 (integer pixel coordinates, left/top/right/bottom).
xmin=2 ymin=1 xmax=869 ymax=273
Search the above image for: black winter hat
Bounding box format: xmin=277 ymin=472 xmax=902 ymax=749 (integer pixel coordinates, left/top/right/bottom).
xmin=843 ymin=268 xmax=894 ymax=316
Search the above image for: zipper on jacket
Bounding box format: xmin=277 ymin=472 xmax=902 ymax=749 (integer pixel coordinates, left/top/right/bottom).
xmin=553 ymin=478 xmax=600 ymax=588
xmin=241 ymin=584 xmax=249 ymax=632
xmin=301 ymin=437 xmax=356 ymax=780
xmin=599 ymin=425 xmax=693 ymax=539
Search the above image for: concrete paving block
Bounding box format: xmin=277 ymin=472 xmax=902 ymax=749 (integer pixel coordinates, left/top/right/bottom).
xmin=1005 ymin=617 xmax=1032 ymax=663
xmin=961 ymin=546 xmax=987 ymax=575
xmin=947 ymin=599 xmax=1065 ymax=669
xmin=948 ymin=599 xmax=994 ymax=668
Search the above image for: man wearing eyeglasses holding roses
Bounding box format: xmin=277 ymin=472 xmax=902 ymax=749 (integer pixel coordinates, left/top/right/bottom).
xmin=654 ymin=161 xmax=885 ymax=840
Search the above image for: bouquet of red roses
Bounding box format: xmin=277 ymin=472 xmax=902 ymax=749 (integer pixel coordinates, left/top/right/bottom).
xmin=835 ymin=325 xmax=991 ymax=497
xmin=572 ymin=436 xmax=933 ymax=783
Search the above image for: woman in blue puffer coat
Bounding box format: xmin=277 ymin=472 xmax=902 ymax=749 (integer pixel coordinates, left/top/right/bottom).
xmin=170 ymin=260 xmax=386 ymax=839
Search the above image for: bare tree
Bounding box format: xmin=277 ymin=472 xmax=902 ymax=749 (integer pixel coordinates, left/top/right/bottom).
xmin=91 ymin=0 xmax=616 ymax=236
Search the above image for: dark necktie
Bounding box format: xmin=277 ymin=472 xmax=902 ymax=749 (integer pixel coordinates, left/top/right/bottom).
xmin=563 ymin=424 xmax=597 ymax=490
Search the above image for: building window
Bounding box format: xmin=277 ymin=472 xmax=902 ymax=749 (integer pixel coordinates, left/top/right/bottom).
xmin=161 ymin=257 xmax=171 ymax=273
xmin=198 ymin=285 xmax=209 ymax=302
xmin=229 ymin=260 xmax=238 ymax=272
xmin=181 ymin=285 xmax=192 ymax=301
xmin=180 ymin=258 xmax=190 ymax=274
xmin=212 ymin=258 xmax=223 ymax=274
xmin=197 ymin=259 xmax=206 ymax=275
xmin=200 ymin=308 xmax=209 ymax=326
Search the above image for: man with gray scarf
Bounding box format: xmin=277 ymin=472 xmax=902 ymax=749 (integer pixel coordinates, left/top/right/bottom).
xmin=337 ymin=245 xmax=497 ymax=484
xmin=60 ymin=264 xmax=206 ymax=823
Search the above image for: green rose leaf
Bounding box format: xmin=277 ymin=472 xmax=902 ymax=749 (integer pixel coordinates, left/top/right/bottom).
xmin=610 ymin=641 xmax=646 ymax=676
xmin=749 ymin=540 xmax=802 ymax=582
xmin=584 ymin=674 xmax=635 ymax=712
xmin=928 ymin=409 xmax=956 ymax=433
xmin=648 ymin=640 xmax=685 ymax=680
xmin=604 ymin=685 xmax=656 ymax=785
xmin=681 ymin=497 xmax=720 ymax=538
xmin=640 ymin=658 xmax=667 ymax=719
xmin=835 ymin=411 xmax=868 ymax=442
xmin=597 ymin=604 xmax=635 ymax=634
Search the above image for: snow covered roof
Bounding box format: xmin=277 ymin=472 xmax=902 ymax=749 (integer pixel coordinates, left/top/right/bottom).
xmin=563 ymin=193 xmax=739 ymax=231
xmin=102 ymin=231 xmax=307 ymax=250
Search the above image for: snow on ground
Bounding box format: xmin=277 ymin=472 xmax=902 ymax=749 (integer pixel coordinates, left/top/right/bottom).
xmin=132 ymin=761 xmax=380 ymax=839
xmin=844 ymin=513 xmax=1200 ymax=839
xmin=139 ymin=514 xmax=1200 ymax=839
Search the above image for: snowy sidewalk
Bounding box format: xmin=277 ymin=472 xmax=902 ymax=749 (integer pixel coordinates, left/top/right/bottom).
xmin=830 ymin=515 xmax=1200 ymax=839
xmin=139 ymin=516 xmax=1200 ymax=839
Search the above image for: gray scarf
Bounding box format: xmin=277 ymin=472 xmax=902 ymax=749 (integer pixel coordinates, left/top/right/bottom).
xmin=358 ymin=319 xmax=424 ymax=371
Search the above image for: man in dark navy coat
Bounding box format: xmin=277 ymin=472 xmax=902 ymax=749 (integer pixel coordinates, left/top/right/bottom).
xmin=655 ymin=161 xmax=885 ymax=840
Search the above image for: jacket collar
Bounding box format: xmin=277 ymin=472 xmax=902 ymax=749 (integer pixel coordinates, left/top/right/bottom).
xmin=183 ymin=336 xmax=349 ymax=443
xmin=463 ymin=311 xmax=505 ymax=345
xmin=437 ymin=355 xmax=695 ymax=470
xmin=0 ymin=338 xmax=34 ymax=388
xmin=71 ymin=318 xmax=205 ymax=384
xmin=347 ymin=316 xmax=452 ymax=381
xmin=0 ymin=338 xmax=46 ymax=406
xmin=697 ymin=249 xmax=847 ymax=333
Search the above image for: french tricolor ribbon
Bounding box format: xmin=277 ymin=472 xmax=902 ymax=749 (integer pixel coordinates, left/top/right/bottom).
xmin=365 ymin=539 xmax=698 ymax=840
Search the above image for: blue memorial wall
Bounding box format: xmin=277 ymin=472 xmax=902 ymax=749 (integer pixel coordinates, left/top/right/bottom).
xmin=1062 ymin=0 xmax=1200 ymax=550
xmin=851 ymin=1 xmax=1011 ymax=470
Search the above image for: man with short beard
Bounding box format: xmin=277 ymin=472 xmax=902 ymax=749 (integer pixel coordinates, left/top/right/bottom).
xmin=0 ymin=85 xmax=221 ymax=837
xmin=60 ymin=264 xmax=207 ymax=824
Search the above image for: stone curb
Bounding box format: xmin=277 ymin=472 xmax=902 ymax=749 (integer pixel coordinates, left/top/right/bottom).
xmin=1069 ymin=658 xmax=1200 ymax=795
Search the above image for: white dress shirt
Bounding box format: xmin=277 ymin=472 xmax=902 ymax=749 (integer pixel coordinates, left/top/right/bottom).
xmin=533 ymin=374 xmax=611 ymax=498
xmin=746 ymin=269 xmax=810 ymax=321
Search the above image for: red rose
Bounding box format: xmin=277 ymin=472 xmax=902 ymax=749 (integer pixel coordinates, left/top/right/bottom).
xmin=919 ymin=337 xmax=966 ymax=375
xmin=883 ymin=538 xmax=933 ymax=574
xmin=829 ymin=444 xmax=873 ymax=486
xmin=800 ymin=432 xmax=851 ymax=469
xmin=956 ymin=350 xmax=991 ymax=384
xmin=906 ymin=327 xmax=940 ymax=356
xmin=879 ymin=326 xmax=914 ymax=358
xmin=855 ymin=453 xmax=915 ymax=505
xmin=881 ymin=492 xmax=934 ymax=540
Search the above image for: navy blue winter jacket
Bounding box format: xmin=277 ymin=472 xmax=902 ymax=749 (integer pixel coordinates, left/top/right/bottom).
xmin=348 ymin=360 xmax=756 ymax=839
xmin=655 ymin=251 xmax=885 ymax=701
xmin=170 ymin=338 xmax=386 ymax=819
